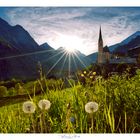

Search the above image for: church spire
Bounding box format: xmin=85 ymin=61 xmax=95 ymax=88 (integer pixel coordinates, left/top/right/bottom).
xmin=98 ymin=26 xmax=103 ymax=64
xmin=98 ymin=26 xmax=103 ymax=49
xmin=99 ymin=26 xmax=103 ymax=41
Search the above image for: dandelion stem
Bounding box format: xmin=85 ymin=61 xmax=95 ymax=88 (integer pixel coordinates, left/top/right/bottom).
xmin=30 ymin=114 xmax=35 ymax=133
xmin=43 ymin=110 xmax=47 ymax=133
xmin=40 ymin=114 xmax=43 ymax=133
xmin=91 ymin=114 xmax=94 ymax=133
xmin=125 ymin=112 xmax=127 ymax=133
xmin=40 ymin=110 xmax=47 ymax=133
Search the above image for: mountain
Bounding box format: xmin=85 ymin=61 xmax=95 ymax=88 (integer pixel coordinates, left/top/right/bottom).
xmin=120 ymin=31 xmax=140 ymax=46
xmin=108 ymin=44 xmax=119 ymax=52
xmin=86 ymin=52 xmax=98 ymax=63
xmin=40 ymin=43 xmax=54 ymax=50
xmin=41 ymin=47 xmax=92 ymax=77
xmin=0 ymin=18 xmax=39 ymax=54
xmin=0 ymin=17 xmax=92 ymax=80
xmin=111 ymin=31 xmax=140 ymax=54
xmin=0 ymin=17 xmax=42 ymax=80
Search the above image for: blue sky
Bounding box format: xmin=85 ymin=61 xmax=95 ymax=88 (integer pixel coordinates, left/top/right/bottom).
xmin=0 ymin=7 xmax=140 ymax=55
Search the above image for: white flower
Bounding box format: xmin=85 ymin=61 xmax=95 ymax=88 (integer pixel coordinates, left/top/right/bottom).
xmin=85 ymin=102 xmax=98 ymax=114
xmin=38 ymin=99 xmax=51 ymax=110
xmin=22 ymin=101 xmax=36 ymax=113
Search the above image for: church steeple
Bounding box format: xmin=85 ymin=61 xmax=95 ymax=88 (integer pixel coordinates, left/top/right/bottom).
xmin=97 ymin=26 xmax=110 ymax=64
xmin=99 ymin=26 xmax=102 ymax=41
xmin=98 ymin=26 xmax=103 ymax=48
xmin=98 ymin=26 xmax=104 ymax=64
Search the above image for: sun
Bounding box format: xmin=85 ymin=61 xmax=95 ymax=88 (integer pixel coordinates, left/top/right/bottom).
xmin=55 ymin=34 xmax=85 ymax=54
xmin=64 ymin=46 xmax=75 ymax=53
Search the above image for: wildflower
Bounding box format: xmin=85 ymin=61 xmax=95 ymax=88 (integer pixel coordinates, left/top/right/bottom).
xmin=23 ymin=101 xmax=36 ymax=114
xmin=81 ymin=74 xmax=84 ymax=77
xmin=70 ymin=116 xmax=75 ymax=123
xmin=90 ymin=76 xmax=93 ymax=79
xmin=84 ymin=71 xmax=87 ymax=74
xmin=38 ymin=99 xmax=51 ymax=110
xmin=85 ymin=102 xmax=98 ymax=114
xmin=93 ymin=72 xmax=96 ymax=75
xmin=67 ymin=103 xmax=71 ymax=109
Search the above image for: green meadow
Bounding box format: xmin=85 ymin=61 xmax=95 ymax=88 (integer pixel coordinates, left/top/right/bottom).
xmin=0 ymin=69 xmax=140 ymax=133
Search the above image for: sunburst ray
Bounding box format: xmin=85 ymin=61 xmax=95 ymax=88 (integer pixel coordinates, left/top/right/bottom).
xmin=0 ymin=49 xmax=55 ymax=60
xmin=73 ymin=51 xmax=87 ymax=68
xmin=46 ymin=51 xmax=67 ymax=76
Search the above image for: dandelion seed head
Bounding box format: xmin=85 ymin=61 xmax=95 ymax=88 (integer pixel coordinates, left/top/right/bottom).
xmin=85 ymin=102 xmax=98 ymax=114
xmin=22 ymin=101 xmax=36 ymax=114
xmin=38 ymin=99 xmax=51 ymax=110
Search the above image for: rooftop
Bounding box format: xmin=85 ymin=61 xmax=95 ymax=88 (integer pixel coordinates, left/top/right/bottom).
xmin=110 ymin=57 xmax=137 ymax=64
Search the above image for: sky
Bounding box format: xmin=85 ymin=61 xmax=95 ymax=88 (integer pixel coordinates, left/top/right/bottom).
xmin=0 ymin=7 xmax=140 ymax=55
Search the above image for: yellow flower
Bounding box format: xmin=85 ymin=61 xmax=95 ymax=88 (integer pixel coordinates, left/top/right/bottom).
xmin=85 ymin=102 xmax=98 ymax=114
xmin=90 ymin=76 xmax=93 ymax=79
xmin=84 ymin=71 xmax=87 ymax=74
xmin=81 ymin=74 xmax=84 ymax=77
xmin=93 ymin=72 xmax=96 ymax=75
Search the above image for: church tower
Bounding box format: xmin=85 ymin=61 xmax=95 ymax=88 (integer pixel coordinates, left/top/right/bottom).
xmin=98 ymin=26 xmax=104 ymax=64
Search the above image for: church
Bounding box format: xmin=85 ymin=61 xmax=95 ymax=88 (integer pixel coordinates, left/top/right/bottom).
xmin=97 ymin=27 xmax=110 ymax=64
xmin=97 ymin=27 xmax=136 ymax=64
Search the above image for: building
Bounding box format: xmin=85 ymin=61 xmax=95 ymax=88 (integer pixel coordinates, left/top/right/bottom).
xmin=97 ymin=27 xmax=110 ymax=64
xmin=97 ymin=27 xmax=136 ymax=64
xmin=128 ymin=45 xmax=140 ymax=58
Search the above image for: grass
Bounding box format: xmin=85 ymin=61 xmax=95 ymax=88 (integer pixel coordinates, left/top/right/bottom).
xmin=0 ymin=70 xmax=140 ymax=133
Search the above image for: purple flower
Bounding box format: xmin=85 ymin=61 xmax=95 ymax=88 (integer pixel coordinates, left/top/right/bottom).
xmin=70 ymin=117 xmax=75 ymax=123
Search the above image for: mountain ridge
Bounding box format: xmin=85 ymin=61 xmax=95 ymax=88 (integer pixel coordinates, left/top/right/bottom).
xmin=112 ymin=31 xmax=140 ymax=54
xmin=0 ymin=17 xmax=92 ymax=80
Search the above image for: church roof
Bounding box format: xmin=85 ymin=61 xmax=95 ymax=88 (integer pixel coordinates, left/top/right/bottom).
xmin=99 ymin=26 xmax=103 ymax=41
xmin=103 ymin=46 xmax=110 ymax=52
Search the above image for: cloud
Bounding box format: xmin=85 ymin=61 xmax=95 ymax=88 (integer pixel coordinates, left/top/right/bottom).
xmin=3 ymin=7 xmax=140 ymax=55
